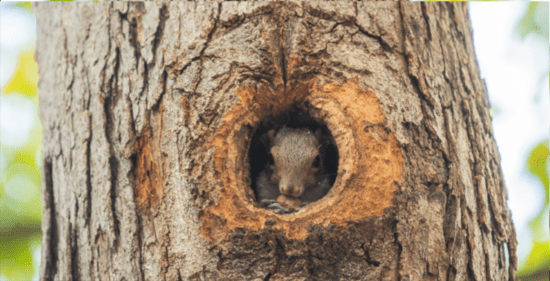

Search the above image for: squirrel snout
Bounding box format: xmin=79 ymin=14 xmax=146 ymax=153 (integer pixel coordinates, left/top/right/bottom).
xmin=280 ymin=184 xmax=303 ymax=198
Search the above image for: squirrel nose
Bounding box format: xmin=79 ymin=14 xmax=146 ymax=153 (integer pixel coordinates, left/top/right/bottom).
xmin=281 ymin=185 xmax=292 ymax=195
xmin=281 ymin=185 xmax=301 ymax=197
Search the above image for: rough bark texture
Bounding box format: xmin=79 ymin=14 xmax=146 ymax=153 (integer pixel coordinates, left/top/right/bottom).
xmin=35 ymin=2 xmax=517 ymax=280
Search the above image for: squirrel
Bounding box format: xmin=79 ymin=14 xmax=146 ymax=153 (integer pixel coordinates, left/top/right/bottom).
xmin=255 ymin=126 xmax=332 ymax=214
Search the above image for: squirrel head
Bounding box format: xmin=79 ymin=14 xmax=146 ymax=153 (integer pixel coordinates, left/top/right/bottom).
xmin=266 ymin=127 xmax=322 ymax=198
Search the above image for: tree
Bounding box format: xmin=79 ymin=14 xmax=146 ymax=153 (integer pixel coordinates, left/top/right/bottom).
xmin=34 ymin=2 xmax=518 ymax=280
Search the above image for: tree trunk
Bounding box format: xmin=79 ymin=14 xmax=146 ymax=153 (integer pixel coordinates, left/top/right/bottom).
xmin=35 ymin=2 xmax=518 ymax=280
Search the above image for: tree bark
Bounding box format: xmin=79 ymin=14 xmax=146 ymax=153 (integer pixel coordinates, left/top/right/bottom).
xmin=35 ymin=2 xmax=518 ymax=280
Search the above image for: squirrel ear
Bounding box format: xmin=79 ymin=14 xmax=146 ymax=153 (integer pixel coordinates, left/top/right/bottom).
xmin=314 ymin=128 xmax=322 ymax=140
xmin=260 ymin=129 xmax=276 ymax=147
xmin=267 ymin=129 xmax=276 ymax=142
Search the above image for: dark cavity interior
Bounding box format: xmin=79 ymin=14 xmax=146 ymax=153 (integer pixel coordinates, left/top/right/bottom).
xmin=248 ymin=107 xmax=339 ymax=203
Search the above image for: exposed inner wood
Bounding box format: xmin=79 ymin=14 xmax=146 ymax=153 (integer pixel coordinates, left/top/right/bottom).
xmin=205 ymin=79 xmax=403 ymax=241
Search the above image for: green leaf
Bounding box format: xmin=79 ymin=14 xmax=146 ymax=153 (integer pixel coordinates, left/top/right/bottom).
xmin=0 ymin=235 xmax=38 ymax=280
xmin=519 ymin=141 xmax=550 ymax=277
xmin=1 ymin=51 xmax=38 ymax=97
xmin=517 ymin=241 xmax=550 ymax=278
xmin=14 ymin=2 xmax=33 ymax=13
xmin=527 ymin=207 xmax=548 ymax=243
xmin=516 ymin=2 xmax=550 ymax=42
xmin=526 ymin=140 xmax=549 ymax=205
xmin=0 ymin=198 xmax=21 ymax=230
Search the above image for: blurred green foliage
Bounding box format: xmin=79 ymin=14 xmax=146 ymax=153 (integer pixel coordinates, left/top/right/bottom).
xmin=514 ymin=2 xmax=550 ymax=280
xmin=527 ymin=142 xmax=549 ymax=208
xmin=516 ymin=2 xmax=549 ymax=43
xmin=516 ymin=2 xmax=550 ymax=98
xmin=517 ymin=141 xmax=549 ymax=280
xmin=0 ymin=4 xmax=42 ymax=280
xmin=2 ymin=53 xmax=38 ymax=98
xmin=13 ymin=2 xmax=33 ymax=13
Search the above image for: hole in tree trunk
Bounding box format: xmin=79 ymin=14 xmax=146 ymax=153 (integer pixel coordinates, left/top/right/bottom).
xmin=248 ymin=106 xmax=339 ymax=214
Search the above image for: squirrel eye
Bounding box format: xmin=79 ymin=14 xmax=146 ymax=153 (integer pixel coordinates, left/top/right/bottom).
xmin=312 ymin=154 xmax=320 ymax=168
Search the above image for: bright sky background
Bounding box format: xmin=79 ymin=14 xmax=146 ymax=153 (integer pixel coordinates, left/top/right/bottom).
xmin=0 ymin=2 xmax=548 ymax=276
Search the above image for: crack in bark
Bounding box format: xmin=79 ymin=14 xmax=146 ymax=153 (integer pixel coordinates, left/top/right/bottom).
xmin=280 ymin=34 xmax=287 ymax=91
xmin=151 ymin=4 xmax=168 ymax=64
xmin=43 ymin=159 xmax=58 ymax=281
xmin=85 ymin=114 xmax=93 ymax=221
xmin=136 ymin=214 xmax=146 ymax=281
xmin=393 ymin=232 xmax=403 ymax=278
xmin=177 ymin=269 xmax=183 ymax=281
xmin=109 ymin=156 xmax=120 ymax=244
xmin=407 ymin=74 xmax=430 ymax=108
xmin=363 ymin=245 xmax=381 ymax=267
xmin=199 ymin=4 xmax=220 ymax=60
xmin=272 ymin=237 xmax=285 ymax=278
xmin=71 ymin=201 xmax=81 ymax=281
xmin=102 ymin=72 xmax=121 ymax=247
xmin=420 ymin=3 xmax=433 ymax=42
xmin=84 ymin=111 xmax=94 ymax=279
xmin=186 ymin=3 xmax=220 ymax=97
